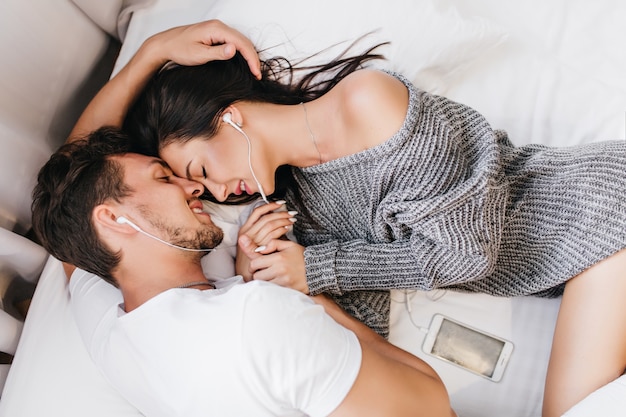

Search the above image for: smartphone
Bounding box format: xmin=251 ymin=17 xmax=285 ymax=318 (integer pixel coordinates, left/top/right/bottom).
xmin=422 ymin=314 xmax=514 ymax=382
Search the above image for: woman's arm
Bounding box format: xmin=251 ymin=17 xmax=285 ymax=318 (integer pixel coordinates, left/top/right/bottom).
xmin=68 ymin=19 xmax=260 ymax=142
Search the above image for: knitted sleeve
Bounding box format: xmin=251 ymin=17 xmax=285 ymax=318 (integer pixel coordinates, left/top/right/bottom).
xmin=304 ymin=92 xmax=510 ymax=296
xmin=305 ymin=175 xmax=509 ymax=295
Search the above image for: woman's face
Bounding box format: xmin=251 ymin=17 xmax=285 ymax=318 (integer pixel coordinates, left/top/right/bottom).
xmin=160 ymin=132 xmax=274 ymax=202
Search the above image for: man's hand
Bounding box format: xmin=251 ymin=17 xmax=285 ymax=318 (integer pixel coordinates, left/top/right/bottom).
xmin=69 ymin=19 xmax=260 ymax=142
xmin=238 ymin=235 xmax=309 ymax=294
xmin=238 ymin=201 xmax=294 ymax=248
xmin=145 ymin=19 xmax=261 ymax=78
xmin=235 ymin=200 xmax=296 ymax=281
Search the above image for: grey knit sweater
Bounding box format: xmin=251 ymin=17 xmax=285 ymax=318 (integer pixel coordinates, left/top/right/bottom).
xmin=286 ymin=72 xmax=626 ymax=338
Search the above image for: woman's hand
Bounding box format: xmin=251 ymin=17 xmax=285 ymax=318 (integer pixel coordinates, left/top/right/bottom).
xmin=235 ymin=200 xmax=296 ymax=280
xmin=238 ymin=201 xmax=296 ymax=248
xmin=238 ymin=235 xmax=309 ymax=294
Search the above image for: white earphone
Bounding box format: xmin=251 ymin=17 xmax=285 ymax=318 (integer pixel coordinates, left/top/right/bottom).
xmin=222 ymin=112 xmax=269 ymax=203
xmin=222 ymin=112 xmax=243 ymax=132
xmin=116 ymin=216 xmax=141 ymax=231
xmin=116 ymin=216 xmax=213 ymax=252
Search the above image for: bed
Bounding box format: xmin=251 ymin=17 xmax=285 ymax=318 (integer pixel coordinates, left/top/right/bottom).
xmin=0 ymin=0 xmax=625 ymax=416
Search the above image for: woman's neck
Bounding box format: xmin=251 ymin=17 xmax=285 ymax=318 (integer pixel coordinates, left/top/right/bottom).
xmin=237 ymin=101 xmax=330 ymax=168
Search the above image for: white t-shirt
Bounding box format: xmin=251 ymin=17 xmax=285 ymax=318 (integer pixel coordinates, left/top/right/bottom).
xmin=69 ymin=271 xmax=361 ymax=417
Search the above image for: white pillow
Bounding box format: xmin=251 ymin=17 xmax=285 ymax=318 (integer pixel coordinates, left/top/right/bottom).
xmin=114 ymin=0 xmax=507 ymax=93
xmin=209 ymin=0 xmax=505 ymax=82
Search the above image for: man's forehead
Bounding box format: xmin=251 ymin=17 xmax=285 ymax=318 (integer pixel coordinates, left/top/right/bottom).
xmin=111 ymin=153 xmax=170 ymax=170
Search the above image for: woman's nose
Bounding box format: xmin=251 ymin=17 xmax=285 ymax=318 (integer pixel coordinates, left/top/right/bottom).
xmin=206 ymin=182 xmax=228 ymax=202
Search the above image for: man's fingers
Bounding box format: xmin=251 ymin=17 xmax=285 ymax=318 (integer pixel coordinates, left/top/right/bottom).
xmin=169 ymin=19 xmax=261 ymax=78
xmin=238 ymin=234 xmax=261 ymax=259
xmin=222 ymin=43 xmax=236 ymax=59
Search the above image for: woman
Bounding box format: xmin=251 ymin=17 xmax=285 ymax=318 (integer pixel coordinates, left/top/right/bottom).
xmin=78 ymin=21 xmax=625 ymax=417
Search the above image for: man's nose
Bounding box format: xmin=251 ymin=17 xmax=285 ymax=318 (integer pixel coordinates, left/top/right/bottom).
xmin=171 ymin=176 xmax=204 ymax=197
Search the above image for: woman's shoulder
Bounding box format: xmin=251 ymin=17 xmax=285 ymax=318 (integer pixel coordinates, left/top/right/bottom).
xmin=335 ymin=70 xmax=409 ymax=146
xmin=338 ymin=69 xmax=407 ymax=107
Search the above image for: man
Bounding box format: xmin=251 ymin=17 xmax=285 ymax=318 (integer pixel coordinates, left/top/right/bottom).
xmin=32 ymin=128 xmax=454 ymax=417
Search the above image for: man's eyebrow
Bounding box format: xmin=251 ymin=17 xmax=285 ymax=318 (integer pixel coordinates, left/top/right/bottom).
xmin=185 ymin=161 xmax=192 ymax=181
xmin=149 ymin=159 xmax=173 ymax=172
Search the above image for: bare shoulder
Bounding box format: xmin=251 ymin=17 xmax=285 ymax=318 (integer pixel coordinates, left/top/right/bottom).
xmin=335 ymin=70 xmax=409 ymax=147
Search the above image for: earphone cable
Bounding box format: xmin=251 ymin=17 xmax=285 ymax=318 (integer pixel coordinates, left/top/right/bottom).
xmin=242 ymin=127 xmax=269 ymax=204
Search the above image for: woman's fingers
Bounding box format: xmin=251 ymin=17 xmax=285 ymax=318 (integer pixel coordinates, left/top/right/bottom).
xmin=248 ymin=240 xmax=309 ymax=294
xmin=250 ymin=215 xmax=296 ymax=245
xmin=240 ymin=203 xmax=297 ymax=246
xmin=241 ymin=200 xmax=286 ymax=230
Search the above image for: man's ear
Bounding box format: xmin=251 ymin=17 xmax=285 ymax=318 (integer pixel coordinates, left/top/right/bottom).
xmin=92 ymin=205 xmax=136 ymax=235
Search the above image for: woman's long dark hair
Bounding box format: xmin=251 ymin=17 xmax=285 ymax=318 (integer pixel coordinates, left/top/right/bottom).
xmin=125 ymin=38 xmax=387 ymax=203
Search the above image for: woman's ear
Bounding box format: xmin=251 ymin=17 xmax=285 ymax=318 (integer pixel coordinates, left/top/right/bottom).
xmin=222 ymin=105 xmax=243 ymax=127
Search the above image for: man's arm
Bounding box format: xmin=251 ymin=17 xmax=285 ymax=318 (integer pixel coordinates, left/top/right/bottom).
xmin=68 ymin=19 xmax=260 ymax=142
xmin=312 ymin=294 xmax=457 ymax=417
xmin=240 ymin=228 xmax=455 ymax=415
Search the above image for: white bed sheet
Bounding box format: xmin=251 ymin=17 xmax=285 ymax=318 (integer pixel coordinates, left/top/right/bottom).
xmin=2 ymin=0 xmax=625 ymax=416
xmin=389 ymin=291 xmax=560 ymax=416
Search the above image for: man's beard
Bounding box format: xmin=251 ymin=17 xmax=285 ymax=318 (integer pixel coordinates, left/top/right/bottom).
xmin=139 ymin=207 xmax=225 ymax=257
xmin=169 ymin=223 xmax=224 ymax=253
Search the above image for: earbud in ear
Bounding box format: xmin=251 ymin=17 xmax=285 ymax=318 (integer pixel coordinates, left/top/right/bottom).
xmin=221 ymin=110 xmax=268 ymax=204
xmin=222 ymin=112 xmax=242 ymax=129
xmin=116 ymin=216 xmax=141 ymax=232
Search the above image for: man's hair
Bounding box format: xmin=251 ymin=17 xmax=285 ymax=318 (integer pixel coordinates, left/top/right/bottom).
xmin=31 ymin=127 xmax=135 ymax=286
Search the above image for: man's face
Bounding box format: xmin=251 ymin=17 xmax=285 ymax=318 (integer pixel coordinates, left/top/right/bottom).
xmin=113 ymin=153 xmax=224 ymax=253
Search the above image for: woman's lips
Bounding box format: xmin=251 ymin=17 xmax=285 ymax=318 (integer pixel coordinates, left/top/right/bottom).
xmin=231 ymin=180 xmax=254 ymax=197
xmin=239 ymin=180 xmax=253 ymax=195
